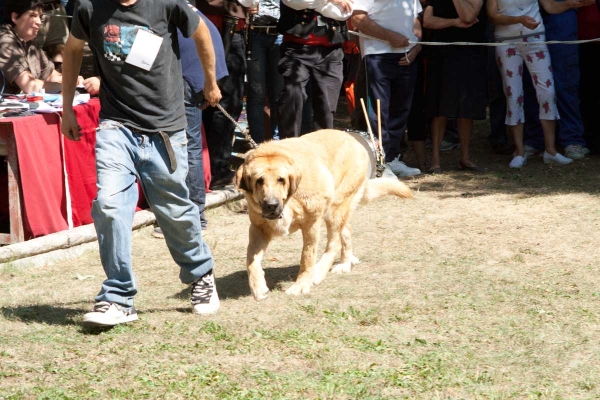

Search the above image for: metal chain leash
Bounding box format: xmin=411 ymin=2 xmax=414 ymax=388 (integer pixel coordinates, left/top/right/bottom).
xmin=214 ymin=103 xmax=259 ymax=149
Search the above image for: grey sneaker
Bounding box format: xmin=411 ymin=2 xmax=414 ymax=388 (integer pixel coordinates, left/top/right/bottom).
xmin=152 ymin=226 xmax=164 ymax=239
xmin=191 ymin=270 xmax=220 ymax=315
xmin=386 ymin=158 xmax=421 ymax=177
xmin=564 ymin=144 xmax=587 ymax=160
xmin=439 ymin=140 xmax=460 ymax=152
xmin=82 ymin=301 xmax=138 ymax=327
xmin=543 ymin=151 xmax=573 ymax=165
xmin=523 ymin=145 xmax=542 ymax=159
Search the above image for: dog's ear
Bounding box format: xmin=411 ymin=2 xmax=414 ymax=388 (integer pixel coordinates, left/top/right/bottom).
xmin=234 ymin=165 xmax=252 ymax=193
xmin=287 ymin=164 xmax=301 ymax=198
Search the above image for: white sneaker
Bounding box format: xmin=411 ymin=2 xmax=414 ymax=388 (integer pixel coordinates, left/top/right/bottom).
xmin=191 ymin=270 xmax=220 ymax=315
xmin=82 ymin=301 xmax=138 ymax=327
xmin=564 ymin=144 xmax=587 ymax=160
xmin=386 ymin=158 xmax=421 ymax=177
xmin=509 ymin=155 xmax=527 ymax=169
xmin=543 ymin=151 xmax=573 ymax=165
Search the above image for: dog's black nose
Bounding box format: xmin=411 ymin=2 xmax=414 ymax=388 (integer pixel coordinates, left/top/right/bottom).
xmin=263 ymin=200 xmax=279 ymax=214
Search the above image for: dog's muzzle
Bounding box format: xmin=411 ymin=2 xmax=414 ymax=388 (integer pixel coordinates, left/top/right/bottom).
xmin=261 ymin=199 xmax=283 ymax=220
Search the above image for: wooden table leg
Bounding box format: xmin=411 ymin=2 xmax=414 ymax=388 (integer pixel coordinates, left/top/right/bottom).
xmin=6 ymin=130 xmax=25 ymax=243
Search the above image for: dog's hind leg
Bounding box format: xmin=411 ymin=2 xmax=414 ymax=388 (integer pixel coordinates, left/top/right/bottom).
xmin=312 ymin=206 xmax=350 ymax=285
xmin=330 ymin=225 xmax=360 ymax=275
xmin=286 ymin=218 xmax=322 ymax=296
xmin=247 ymin=225 xmax=272 ymax=301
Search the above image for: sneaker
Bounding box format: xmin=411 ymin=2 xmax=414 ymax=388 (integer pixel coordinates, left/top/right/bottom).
xmin=543 ymin=151 xmax=573 ymax=165
xmin=509 ymin=155 xmax=527 ymax=169
xmin=191 ymin=270 xmax=220 ymax=315
xmin=386 ymin=157 xmax=421 ymax=177
xmin=564 ymin=144 xmax=587 ymax=160
xmin=152 ymin=226 xmax=164 ymax=239
xmin=82 ymin=301 xmax=138 ymax=328
xmin=439 ymin=140 xmax=460 ymax=152
xmin=209 ymin=170 xmax=235 ymax=190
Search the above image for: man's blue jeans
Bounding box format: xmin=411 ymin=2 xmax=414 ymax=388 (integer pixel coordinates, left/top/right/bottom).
xmin=93 ymin=120 xmax=214 ymax=308
xmin=246 ymin=32 xmax=284 ymax=142
xmin=183 ymin=80 xmax=207 ymax=229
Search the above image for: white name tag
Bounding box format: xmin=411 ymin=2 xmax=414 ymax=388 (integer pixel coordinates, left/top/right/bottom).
xmin=125 ymin=29 xmax=163 ymax=71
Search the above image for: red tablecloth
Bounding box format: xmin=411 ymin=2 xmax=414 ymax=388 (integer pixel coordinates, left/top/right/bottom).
xmin=3 ymin=98 xmax=212 ymax=239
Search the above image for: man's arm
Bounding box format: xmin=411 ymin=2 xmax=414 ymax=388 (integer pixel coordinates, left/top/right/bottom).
xmin=191 ymin=17 xmax=222 ymax=107
xmin=351 ymin=10 xmax=409 ymax=47
xmin=13 ymin=71 xmax=62 ymax=93
xmin=539 ymin=0 xmax=594 ymax=14
xmin=452 ymin=0 xmax=483 ymax=23
xmin=423 ymin=5 xmax=477 ymax=29
xmin=60 ymin=34 xmax=86 ymax=141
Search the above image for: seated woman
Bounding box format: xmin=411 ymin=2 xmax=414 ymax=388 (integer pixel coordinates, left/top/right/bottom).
xmin=487 ymin=0 xmax=592 ymax=168
xmin=0 ymin=0 xmax=98 ymax=94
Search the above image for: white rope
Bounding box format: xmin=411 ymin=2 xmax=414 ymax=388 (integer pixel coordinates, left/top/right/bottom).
xmin=348 ymin=30 xmax=600 ymax=46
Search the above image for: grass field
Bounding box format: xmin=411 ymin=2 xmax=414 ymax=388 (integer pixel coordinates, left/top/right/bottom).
xmin=2 ymin=114 xmax=600 ymax=399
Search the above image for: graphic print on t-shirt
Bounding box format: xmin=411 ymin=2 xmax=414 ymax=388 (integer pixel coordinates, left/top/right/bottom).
xmin=102 ymin=24 xmax=151 ymax=62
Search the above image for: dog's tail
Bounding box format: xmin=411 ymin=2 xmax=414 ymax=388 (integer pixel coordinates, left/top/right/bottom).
xmin=360 ymin=178 xmax=413 ymax=204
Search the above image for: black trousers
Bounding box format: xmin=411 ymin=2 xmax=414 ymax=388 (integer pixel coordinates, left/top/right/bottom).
xmin=580 ymin=42 xmax=600 ymax=153
xmin=203 ymin=32 xmax=245 ymax=178
xmin=277 ymin=42 xmax=344 ymax=139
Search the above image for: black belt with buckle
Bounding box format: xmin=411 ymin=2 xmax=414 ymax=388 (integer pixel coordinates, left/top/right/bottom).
xmin=250 ymin=26 xmax=279 ymax=35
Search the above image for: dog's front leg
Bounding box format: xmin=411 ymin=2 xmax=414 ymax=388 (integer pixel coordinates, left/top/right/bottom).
xmin=247 ymin=224 xmax=272 ymax=301
xmin=286 ymin=219 xmax=321 ymax=296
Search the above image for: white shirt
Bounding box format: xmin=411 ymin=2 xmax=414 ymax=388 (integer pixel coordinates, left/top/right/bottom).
xmin=353 ymin=0 xmax=421 ymax=56
xmin=494 ymin=0 xmax=545 ymax=39
xmin=282 ymin=0 xmax=352 ymax=21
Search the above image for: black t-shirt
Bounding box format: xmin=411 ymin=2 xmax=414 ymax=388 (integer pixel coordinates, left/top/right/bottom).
xmin=426 ymin=0 xmax=486 ymax=43
xmin=71 ymin=0 xmax=200 ymax=132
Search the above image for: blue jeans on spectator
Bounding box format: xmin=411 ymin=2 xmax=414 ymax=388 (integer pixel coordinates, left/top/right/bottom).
xmin=93 ymin=120 xmax=213 ymax=308
xmin=246 ymin=33 xmax=284 ymax=142
xmin=183 ymin=80 xmax=207 ymax=229
xmin=523 ymin=10 xmax=586 ymax=150
xmin=364 ymin=53 xmax=417 ymax=161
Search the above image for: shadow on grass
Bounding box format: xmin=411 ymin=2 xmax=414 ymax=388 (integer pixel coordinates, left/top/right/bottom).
xmin=170 ymin=265 xmax=299 ymax=302
xmin=1 ymin=304 xmax=86 ymax=326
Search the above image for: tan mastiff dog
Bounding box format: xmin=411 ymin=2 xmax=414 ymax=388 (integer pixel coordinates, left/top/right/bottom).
xmin=234 ymin=129 xmax=413 ymax=301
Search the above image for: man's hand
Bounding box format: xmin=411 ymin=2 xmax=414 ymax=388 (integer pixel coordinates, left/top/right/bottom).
xmin=330 ymin=0 xmax=353 ymax=14
xmin=454 ymin=17 xmax=478 ymax=28
xmin=76 ymin=76 xmax=85 ymax=86
xmin=387 ymin=31 xmax=410 ymax=48
xmin=202 ymin=80 xmax=222 ymax=110
xmin=519 ymin=15 xmax=541 ymax=30
xmin=399 ymin=44 xmax=422 ymax=66
xmin=61 ymin=108 xmax=82 ymax=141
xmin=83 ymin=77 xmax=100 ymax=96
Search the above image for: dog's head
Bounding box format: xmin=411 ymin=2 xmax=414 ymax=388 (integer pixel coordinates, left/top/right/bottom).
xmin=234 ymin=151 xmax=301 ymax=220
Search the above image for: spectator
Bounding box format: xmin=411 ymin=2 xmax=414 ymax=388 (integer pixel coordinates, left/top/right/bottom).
xmin=153 ymin=3 xmax=229 ymax=239
xmin=0 ymin=0 xmax=92 ymax=94
xmin=276 ymin=0 xmax=352 ymax=139
xmin=196 ymin=0 xmax=249 ymax=188
xmin=577 ymin=2 xmax=600 ymax=154
xmin=487 ymin=0 xmax=589 ymax=168
xmin=351 ymin=0 xmax=423 ymax=177
xmin=35 ymin=0 xmax=69 ymax=70
xmin=238 ymin=0 xmax=283 ymax=143
xmin=424 ymin=0 xmax=487 ymax=174
xmin=61 ymin=0 xmax=222 ymax=327
xmin=521 ymin=0 xmax=594 ymax=161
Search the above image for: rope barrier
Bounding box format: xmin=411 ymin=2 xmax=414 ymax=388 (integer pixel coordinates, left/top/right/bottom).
xmin=348 ymin=30 xmax=600 ymax=46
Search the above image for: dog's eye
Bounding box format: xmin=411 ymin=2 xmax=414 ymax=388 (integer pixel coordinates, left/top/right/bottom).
xmin=256 ymin=177 xmax=264 ymax=186
xmin=277 ymin=177 xmax=285 ymax=184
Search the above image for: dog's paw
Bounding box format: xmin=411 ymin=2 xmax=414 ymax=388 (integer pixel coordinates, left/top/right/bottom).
xmin=250 ymin=283 xmax=270 ymax=302
xmin=285 ymin=281 xmax=311 ymax=296
xmin=312 ymin=267 xmax=328 ymax=286
xmin=331 ymin=262 xmax=352 ymax=274
xmin=351 ymin=255 xmax=360 ymax=265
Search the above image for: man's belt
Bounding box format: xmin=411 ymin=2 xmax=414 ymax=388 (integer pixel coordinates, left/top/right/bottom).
xmin=250 ymin=26 xmax=279 ymax=35
xmin=221 ymin=15 xmax=239 ymax=57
